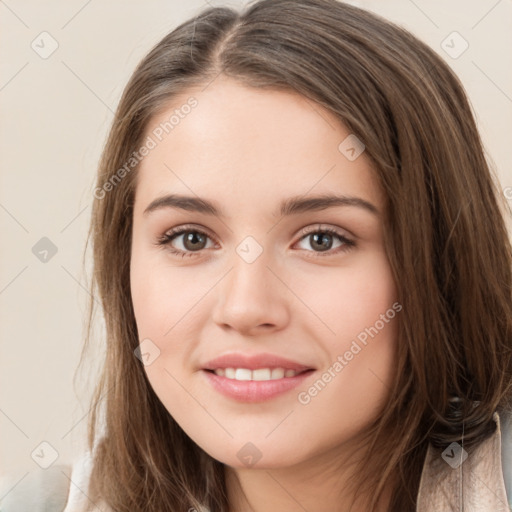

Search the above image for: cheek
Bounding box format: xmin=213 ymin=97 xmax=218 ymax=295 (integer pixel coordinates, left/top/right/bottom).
xmin=295 ymin=296 xmax=398 ymax=447
xmin=294 ymin=253 xmax=398 ymax=407
xmin=130 ymin=246 xmax=209 ymax=339
xmin=295 ymin=251 xmax=398 ymax=342
xmin=130 ymin=262 xmax=201 ymax=419
xmin=129 ymin=251 xmax=210 ymax=399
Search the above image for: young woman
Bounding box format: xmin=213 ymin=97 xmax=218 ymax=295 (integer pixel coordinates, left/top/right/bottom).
xmin=4 ymin=0 xmax=512 ymax=510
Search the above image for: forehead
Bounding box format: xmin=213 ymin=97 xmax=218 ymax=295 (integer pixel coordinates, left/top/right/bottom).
xmin=134 ymin=76 xmax=384 ymax=218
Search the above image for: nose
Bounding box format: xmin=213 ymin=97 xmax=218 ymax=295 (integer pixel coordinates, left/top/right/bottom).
xmin=211 ymin=250 xmax=290 ymax=335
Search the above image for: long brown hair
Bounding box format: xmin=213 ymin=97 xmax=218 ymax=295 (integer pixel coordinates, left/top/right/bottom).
xmin=79 ymin=0 xmax=512 ymax=510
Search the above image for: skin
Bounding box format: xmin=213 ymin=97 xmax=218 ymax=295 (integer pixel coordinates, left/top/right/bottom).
xmin=130 ymin=75 xmax=399 ymax=512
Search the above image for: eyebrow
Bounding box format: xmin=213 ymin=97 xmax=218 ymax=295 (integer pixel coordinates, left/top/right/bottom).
xmin=143 ymin=193 xmax=379 ymax=218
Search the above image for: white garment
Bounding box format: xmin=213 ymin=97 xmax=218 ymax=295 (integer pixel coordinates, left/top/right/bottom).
xmin=62 ymin=452 xmax=99 ymax=512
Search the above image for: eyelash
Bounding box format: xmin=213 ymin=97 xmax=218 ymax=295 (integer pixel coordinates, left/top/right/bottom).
xmin=154 ymin=224 xmax=356 ymax=259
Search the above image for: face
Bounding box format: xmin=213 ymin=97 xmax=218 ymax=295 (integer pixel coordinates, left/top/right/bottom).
xmin=130 ymin=76 xmax=399 ymax=470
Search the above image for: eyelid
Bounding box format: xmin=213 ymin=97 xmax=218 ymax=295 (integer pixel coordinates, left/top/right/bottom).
xmin=161 ymin=222 xmax=352 ymax=241
xmin=161 ymin=223 xmax=214 ymax=237
xmin=297 ymin=223 xmax=353 ymax=239
xmin=158 ymin=223 xmax=218 ymax=247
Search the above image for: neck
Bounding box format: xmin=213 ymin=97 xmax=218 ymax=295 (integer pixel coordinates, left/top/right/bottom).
xmin=224 ymin=442 xmax=395 ymax=512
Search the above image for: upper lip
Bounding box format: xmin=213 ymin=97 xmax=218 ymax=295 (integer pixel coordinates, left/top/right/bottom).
xmin=202 ymin=352 xmax=315 ymax=372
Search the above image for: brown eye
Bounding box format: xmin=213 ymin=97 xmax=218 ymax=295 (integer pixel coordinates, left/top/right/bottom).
xmin=180 ymin=231 xmax=208 ymax=251
xmin=155 ymin=226 xmax=215 ymax=258
xmin=295 ymin=226 xmax=355 ymax=256
xmin=308 ymin=232 xmax=335 ymax=252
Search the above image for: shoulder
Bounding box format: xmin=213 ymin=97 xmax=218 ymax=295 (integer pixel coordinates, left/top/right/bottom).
xmin=62 ymin=452 xmax=113 ymax=512
xmin=0 ymin=452 xmax=112 ymax=512
xmin=0 ymin=463 xmax=72 ymax=511
xmin=416 ymin=409 xmax=512 ymax=511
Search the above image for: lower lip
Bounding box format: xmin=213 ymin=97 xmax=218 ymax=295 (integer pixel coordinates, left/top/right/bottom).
xmin=201 ymin=369 xmax=315 ymax=402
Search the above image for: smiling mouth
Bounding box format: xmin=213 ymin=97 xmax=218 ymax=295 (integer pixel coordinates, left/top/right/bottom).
xmin=204 ymin=367 xmax=314 ymax=381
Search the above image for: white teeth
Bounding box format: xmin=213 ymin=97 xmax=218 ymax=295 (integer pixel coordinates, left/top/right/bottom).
xmin=225 ymin=368 xmax=236 ymax=379
xmin=213 ymin=367 xmax=299 ymax=381
xmin=252 ymin=368 xmax=271 ymax=381
xmin=271 ymin=368 xmax=285 ymax=379
xmin=235 ymin=368 xmax=252 ymax=381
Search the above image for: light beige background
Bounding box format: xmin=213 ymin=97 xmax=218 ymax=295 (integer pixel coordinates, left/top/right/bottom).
xmin=1 ymin=0 xmax=511 ymax=485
